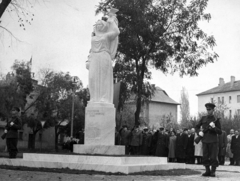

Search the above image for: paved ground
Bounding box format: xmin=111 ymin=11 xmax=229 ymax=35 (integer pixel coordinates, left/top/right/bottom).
xmin=0 ymin=162 xmax=239 ymax=181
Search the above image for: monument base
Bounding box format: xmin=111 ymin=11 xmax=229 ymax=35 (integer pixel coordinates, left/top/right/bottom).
xmin=73 ymin=145 xmax=125 ymax=155
xmin=85 ymin=103 xmax=115 ymax=145
xmin=0 ymin=153 xmax=186 ymax=174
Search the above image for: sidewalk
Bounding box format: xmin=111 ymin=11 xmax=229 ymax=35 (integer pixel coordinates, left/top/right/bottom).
xmin=0 ymin=159 xmax=239 ymax=181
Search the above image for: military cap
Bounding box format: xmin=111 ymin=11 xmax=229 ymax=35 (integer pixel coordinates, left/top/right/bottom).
xmin=205 ymin=103 xmax=216 ymax=109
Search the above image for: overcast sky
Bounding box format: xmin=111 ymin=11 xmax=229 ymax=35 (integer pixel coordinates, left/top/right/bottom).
xmin=1 ymin=0 xmax=240 ymax=118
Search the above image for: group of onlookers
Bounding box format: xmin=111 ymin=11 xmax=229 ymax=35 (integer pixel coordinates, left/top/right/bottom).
xmin=116 ymin=125 xmax=240 ymax=165
xmin=226 ymin=129 xmax=240 ymax=165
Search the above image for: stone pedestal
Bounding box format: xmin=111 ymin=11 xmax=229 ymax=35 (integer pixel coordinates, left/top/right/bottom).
xmin=0 ymin=153 xmax=186 ymax=174
xmin=84 ymin=102 xmax=116 ymax=145
xmin=73 ymin=145 xmax=125 ymax=155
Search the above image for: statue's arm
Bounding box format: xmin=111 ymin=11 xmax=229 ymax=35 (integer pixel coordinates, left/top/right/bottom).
xmin=106 ymin=17 xmax=120 ymax=41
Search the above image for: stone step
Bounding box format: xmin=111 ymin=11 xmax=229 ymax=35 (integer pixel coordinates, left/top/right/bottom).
xmin=0 ymin=157 xmax=185 ymax=174
xmin=23 ymin=153 xmax=167 ymax=165
xmin=73 ymin=145 xmax=125 ymax=155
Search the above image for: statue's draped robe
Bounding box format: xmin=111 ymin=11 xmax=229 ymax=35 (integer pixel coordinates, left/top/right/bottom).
xmin=89 ymin=34 xmax=114 ymax=103
xmin=88 ymin=16 xmax=119 ymax=104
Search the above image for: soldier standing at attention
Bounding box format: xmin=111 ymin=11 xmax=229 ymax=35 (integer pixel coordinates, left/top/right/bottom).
xmin=4 ymin=107 xmax=22 ymax=158
xmin=196 ymin=103 xmax=222 ymax=177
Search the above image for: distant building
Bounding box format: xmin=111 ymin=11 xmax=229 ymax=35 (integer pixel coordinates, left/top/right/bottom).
xmin=197 ymin=76 xmax=240 ymax=117
xmin=145 ymin=87 xmax=180 ymax=128
xmin=125 ymin=87 xmax=180 ymax=129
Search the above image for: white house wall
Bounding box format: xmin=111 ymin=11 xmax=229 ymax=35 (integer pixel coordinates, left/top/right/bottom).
xmin=198 ymin=91 xmax=240 ymax=116
xmin=148 ymin=102 xmax=178 ymax=128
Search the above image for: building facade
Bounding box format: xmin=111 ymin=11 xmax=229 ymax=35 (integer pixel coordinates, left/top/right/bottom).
xmin=146 ymin=87 xmax=180 ymax=128
xmin=124 ymin=87 xmax=180 ymax=129
xmin=197 ymin=76 xmax=240 ymax=117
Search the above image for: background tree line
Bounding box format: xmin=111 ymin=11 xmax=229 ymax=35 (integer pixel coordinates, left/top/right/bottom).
xmin=0 ymin=59 xmax=88 ymax=151
xmin=179 ymin=88 xmax=240 ymax=133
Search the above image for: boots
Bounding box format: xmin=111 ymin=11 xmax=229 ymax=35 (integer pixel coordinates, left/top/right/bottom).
xmin=210 ymin=166 xmax=216 ymax=177
xmin=202 ymin=166 xmax=211 ymax=176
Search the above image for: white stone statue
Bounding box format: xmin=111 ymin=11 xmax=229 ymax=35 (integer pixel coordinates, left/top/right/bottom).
xmin=87 ymin=8 xmax=120 ymax=104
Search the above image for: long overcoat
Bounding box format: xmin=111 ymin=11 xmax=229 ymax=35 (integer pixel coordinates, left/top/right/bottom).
xmin=231 ymin=135 xmax=240 ymax=160
xmin=175 ymin=133 xmax=188 ymax=159
xmin=120 ymin=129 xmax=131 ymax=146
xmin=186 ymin=134 xmax=195 ymax=158
xmin=129 ymin=130 xmax=142 ymax=146
xmin=141 ymin=132 xmax=152 ymax=155
xmin=194 ymin=133 xmax=203 ymax=156
xmin=168 ymin=135 xmax=176 ymax=158
xmin=218 ymin=130 xmax=227 ymax=156
xmin=226 ymin=134 xmax=234 ymax=158
xmin=155 ymin=132 xmax=168 ymax=157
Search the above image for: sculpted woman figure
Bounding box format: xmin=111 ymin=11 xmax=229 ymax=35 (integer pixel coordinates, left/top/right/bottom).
xmin=87 ymin=8 xmax=120 ymax=105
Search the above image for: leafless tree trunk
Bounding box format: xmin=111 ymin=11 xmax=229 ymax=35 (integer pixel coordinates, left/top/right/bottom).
xmin=0 ymin=0 xmax=11 ymax=18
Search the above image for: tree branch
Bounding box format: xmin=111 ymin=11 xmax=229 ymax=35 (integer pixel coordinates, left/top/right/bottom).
xmin=0 ymin=25 xmax=23 ymax=42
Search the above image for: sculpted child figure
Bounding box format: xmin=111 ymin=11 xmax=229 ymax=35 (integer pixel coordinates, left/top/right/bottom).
xmin=87 ymin=8 xmax=120 ymax=105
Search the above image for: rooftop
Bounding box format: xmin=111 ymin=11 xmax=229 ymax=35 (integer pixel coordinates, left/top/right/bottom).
xmin=150 ymin=87 xmax=180 ymax=105
xmin=197 ymin=76 xmax=240 ymax=96
xmin=127 ymin=87 xmax=180 ymax=105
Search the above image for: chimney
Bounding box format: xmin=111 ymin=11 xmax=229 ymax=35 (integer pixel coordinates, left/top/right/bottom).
xmin=219 ymin=78 xmax=224 ymax=86
xmin=230 ymin=76 xmax=235 ymax=87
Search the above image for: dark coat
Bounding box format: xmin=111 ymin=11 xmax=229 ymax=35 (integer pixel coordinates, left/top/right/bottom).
xmin=186 ymin=134 xmax=195 ymax=157
xmin=195 ymin=115 xmax=222 ymax=143
xmin=155 ymin=132 xmax=168 ymax=157
xmin=175 ymin=133 xmax=188 ymax=159
xmin=120 ymin=129 xmax=131 ymax=146
xmin=5 ymin=116 xmax=22 ymax=139
xmin=231 ymin=135 xmax=240 ymax=160
xmin=129 ymin=130 xmax=142 ymax=146
xmin=141 ymin=132 xmax=152 ymax=155
xmin=218 ymin=130 xmax=227 ymax=156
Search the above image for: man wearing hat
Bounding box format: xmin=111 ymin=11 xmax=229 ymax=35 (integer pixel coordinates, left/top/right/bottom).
xmin=175 ymin=128 xmax=188 ymax=163
xmin=196 ymin=103 xmax=222 ymax=177
xmin=155 ymin=126 xmax=168 ymax=157
xmin=4 ymin=107 xmax=22 ymax=158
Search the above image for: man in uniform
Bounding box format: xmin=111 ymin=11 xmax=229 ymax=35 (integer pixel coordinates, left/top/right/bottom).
xmin=195 ymin=103 xmax=222 ymax=177
xmin=4 ymin=107 xmax=22 ymax=158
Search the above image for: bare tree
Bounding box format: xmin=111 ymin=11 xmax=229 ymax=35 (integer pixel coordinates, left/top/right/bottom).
xmin=0 ymin=0 xmax=37 ymax=42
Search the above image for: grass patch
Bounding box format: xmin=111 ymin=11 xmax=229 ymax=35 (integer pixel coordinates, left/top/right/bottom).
xmin=0 ymin=165 xmax=200 ymax=176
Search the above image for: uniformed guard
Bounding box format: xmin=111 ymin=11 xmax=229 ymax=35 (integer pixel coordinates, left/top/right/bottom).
xmin=4 ymin=107 xmax=22 ymax=158
xmin=195 ymin=103 xmax=222 ymax=177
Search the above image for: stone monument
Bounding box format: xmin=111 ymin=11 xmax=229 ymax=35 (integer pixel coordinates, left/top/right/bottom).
xmin=0 ymin=8 xmax=185 ymax=174
xmin=74 ymin=8 xmax=125 ymax=155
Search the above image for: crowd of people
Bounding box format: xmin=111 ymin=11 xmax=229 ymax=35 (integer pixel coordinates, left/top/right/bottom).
xmin=116 ymin=125 xmax=240 ymax=166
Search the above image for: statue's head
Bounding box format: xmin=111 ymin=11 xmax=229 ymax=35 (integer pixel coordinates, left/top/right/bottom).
xmin=95 ymin=20 xmax=108 ymax=34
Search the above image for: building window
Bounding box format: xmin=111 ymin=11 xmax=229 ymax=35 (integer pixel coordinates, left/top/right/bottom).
xmin=229 ymin=110 xmax=232 ymax=118
xmin=222 ymin=97 xmax=224 ymax=104
xmin=238 ymin=95 xmax=240 ymax=103
xmin=218 ymin=97 xmax=221 ymax=104
xmin=229 ymin=96 xmax=231 ymax=103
